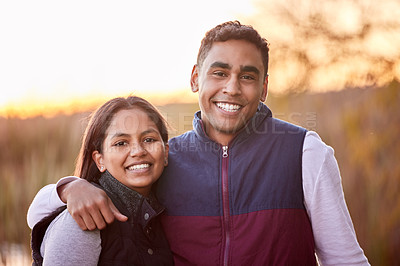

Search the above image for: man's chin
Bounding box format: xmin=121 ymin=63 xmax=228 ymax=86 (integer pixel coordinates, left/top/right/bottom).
xmin=213 ymin=123 xmax=245 ymax=135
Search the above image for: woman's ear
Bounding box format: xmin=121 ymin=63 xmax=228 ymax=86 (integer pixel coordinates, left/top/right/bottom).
xmin=92 ymin=151 xmax=105 ymax=172
xmin=164 ymin=144 xmax=169 ymax=167
xmin=190 ymin=65 xmax=199 ymax=93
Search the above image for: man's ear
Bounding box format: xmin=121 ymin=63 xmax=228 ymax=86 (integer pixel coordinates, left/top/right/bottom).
xmin=92 ymin=151 xmax=105 ymax=172
xmin=260 ymin=75 xmax=269 ymax=102
xmin=190 ymin=65 xmax=199 ymax=93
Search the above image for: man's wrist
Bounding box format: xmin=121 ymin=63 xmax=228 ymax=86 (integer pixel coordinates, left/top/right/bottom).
xmin=57 ymin=183 xmax=69 ymax=203
xmin=56 ymin=176 xmax=80 ymax=203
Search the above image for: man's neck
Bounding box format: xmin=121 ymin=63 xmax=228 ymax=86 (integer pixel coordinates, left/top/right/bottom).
xmin=204 ymin=126 xmax=238 ymax=146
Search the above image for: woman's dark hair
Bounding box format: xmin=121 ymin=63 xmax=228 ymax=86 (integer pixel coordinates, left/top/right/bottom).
xmin=74 ymin=96 xmax=168 ymax=183
xmin=197 ymin=20 xmax=270 ymax=78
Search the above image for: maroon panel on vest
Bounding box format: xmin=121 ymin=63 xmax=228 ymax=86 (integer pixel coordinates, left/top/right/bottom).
xmin=161 ymin=209 xmax=316 ymax=266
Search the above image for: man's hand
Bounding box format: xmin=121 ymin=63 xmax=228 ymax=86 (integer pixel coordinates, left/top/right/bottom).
xmin=58 ymin=179 xmax=128 ymax=230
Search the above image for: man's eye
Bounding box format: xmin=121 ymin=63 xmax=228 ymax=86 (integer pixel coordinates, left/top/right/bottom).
xmin=213 ymin=71 xmax=227 ymax=77
xmin=241 ymin=75 xmax=255 ymax=80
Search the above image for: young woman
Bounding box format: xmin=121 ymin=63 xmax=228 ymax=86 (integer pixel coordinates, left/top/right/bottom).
xmin=31 ymin=96 xmax=174 ymax=265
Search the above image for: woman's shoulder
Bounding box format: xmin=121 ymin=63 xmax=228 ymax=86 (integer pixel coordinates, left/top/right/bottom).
xmin=41 ymin=209 xmax=101 ymax=264
xmin=47 ymin=209 xmax=100 ymax=238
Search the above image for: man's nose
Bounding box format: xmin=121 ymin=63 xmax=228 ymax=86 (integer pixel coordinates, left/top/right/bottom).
xmin=222 ymin=76 xmax=241 ymax=96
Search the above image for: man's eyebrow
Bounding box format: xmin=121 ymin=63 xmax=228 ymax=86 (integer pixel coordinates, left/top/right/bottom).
xmin=210 ymin=61 xmax=231 ymax=69
xmin=240 ymin=65 xmax=260 ymax=75
xmin=209 ymin=62 xmax=260 ymax=76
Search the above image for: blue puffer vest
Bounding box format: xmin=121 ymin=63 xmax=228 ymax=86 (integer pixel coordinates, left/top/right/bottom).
xmin=156 ymin=102 xmax=316 ymax=265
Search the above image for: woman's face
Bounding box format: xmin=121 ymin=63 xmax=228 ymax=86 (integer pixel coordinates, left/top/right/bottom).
xmin=93 ymin=108 xmax=168 ymax=196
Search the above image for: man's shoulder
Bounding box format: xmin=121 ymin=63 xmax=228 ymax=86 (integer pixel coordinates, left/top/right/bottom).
xmin=168 ymin=130 xmax=196 ymax=144
xmin=303 ymin=131 xmax=333 ymax=158
xmin=270 ymin=117 xmax=307 ymax=132
xmin=254 ymin=116 xmax=307 ymax=138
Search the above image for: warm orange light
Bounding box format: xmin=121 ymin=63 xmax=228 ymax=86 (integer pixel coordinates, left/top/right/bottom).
xmin=1 ymin=0 xmax=400 ymax=118
xmin=0 ymin=90 xmax=198 ymax=119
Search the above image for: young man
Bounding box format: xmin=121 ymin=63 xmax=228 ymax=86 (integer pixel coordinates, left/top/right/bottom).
xmin=28 ymin=21 xmax=369 ymax=265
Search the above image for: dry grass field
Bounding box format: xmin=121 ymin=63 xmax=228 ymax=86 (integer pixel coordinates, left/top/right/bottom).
xmin=1 ymin=81 xmax=399 ymax=265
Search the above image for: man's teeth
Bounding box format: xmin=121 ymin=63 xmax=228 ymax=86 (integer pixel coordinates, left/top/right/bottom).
xmin=216 ymin=103 xmax=241 ymax=112
xmin=128 ymin=164 xmax=150 ymax=170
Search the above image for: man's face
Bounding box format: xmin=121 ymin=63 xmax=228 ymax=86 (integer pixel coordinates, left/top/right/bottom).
xmin=191 ymin=39 xmax=268 ymax=145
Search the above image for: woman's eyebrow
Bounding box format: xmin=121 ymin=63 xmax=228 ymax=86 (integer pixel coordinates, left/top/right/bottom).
xmin=141 ymin=128 xmax=159 ymax=136
xmin=110 ymin=132 xmax=130 ymax=139
xmin=109 ymin=128 xmax=159 ymax=139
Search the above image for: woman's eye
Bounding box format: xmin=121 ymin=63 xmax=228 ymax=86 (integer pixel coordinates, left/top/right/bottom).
xmin=114 ymin=141 xmax=127 ymax=147
xmin=144 ymin=137 xmax=156 ymax=143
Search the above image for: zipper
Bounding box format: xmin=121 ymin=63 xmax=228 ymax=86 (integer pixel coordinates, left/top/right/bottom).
xmin=221 ymin=145 xmax=230 ymax=266
xmin=222 ymin=146 xmax=228 ymax=158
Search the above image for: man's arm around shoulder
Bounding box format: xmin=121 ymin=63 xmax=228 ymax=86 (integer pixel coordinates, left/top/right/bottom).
xmin=27 ymin=176 xmax=127 ymax=230
xmin=27 ymin=176 xmax=78 ymax=229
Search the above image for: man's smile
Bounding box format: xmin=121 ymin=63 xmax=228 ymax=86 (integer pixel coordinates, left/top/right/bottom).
xmin=215 ymin=102 xmax=243 ymax=113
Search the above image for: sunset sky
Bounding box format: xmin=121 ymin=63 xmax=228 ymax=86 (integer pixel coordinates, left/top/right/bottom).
xmin=1 ymin=0 xmax=399 ymax=118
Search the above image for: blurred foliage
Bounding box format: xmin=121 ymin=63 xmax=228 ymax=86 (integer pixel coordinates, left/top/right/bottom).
xmin=0 ymin=81 xmax=399 ymax=265
xmin=247 ymin=0 xmax=400 ymax=94
xmin=339 ymin=81 xmax=400 ymax=265
xmin=266 ymin=80 xmax=400 ymax=265
xmin=0 ymin=113 xmax=87 ymax=265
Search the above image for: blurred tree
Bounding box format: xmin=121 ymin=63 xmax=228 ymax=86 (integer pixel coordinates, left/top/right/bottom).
xmin=246 ymin=0 xmax=400 ymax=94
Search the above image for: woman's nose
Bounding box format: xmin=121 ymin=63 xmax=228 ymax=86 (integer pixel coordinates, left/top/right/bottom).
xmin=129 ymin=143 xmax=147 ymax=157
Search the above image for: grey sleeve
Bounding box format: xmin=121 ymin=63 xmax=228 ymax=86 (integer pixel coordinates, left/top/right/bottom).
xmin=41 ymin=209 xmax=101 ymax=266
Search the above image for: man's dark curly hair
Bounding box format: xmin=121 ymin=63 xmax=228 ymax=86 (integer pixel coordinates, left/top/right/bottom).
xmin=196 ymin=21 xmax=270 ymax=78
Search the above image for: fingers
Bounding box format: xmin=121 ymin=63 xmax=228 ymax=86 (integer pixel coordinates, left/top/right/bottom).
xmin=73 ymin=214 xmax=89 ymax=231
xmin=94 ymin=197 xmax=128 ymax=224
xmin=108 ymin=198 xmax=128 ymax=222
xmin=70 ymin=202 xmax=110 ymax=230
xmin=66 ymin=181 xmax=110 ymax=230
xmin=98 ymin=197 xmax=117 ymax=225
xmin=71 ymin=200 xmax=127 ymax=230
xmin=68 ymin=193 xmax=127 ymax=230
xmin=80 ymin=210 xmax=98 ymax=231
xmin=88 ymin=207 xmax=108 ymax=230
xmin=65 ymin=179 xmax=127 ymax=230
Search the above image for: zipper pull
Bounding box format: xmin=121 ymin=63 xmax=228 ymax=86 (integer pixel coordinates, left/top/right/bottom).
xmin=222 ymin=145 xmax=228 ymax=158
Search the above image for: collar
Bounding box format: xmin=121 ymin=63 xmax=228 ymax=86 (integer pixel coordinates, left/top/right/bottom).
xmin=192 ymin=102 xmax=273 ymax=145
xmin=98 ymin=171 xmax=164 ymax=228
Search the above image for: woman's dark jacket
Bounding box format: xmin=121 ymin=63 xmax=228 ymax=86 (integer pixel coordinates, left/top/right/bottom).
xmin=31 ymin=171 xmax=174 ymax=265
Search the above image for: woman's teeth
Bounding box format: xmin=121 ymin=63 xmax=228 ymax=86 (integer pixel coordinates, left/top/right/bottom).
xmin=127 ymin=164 xmax=150 ymax=170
